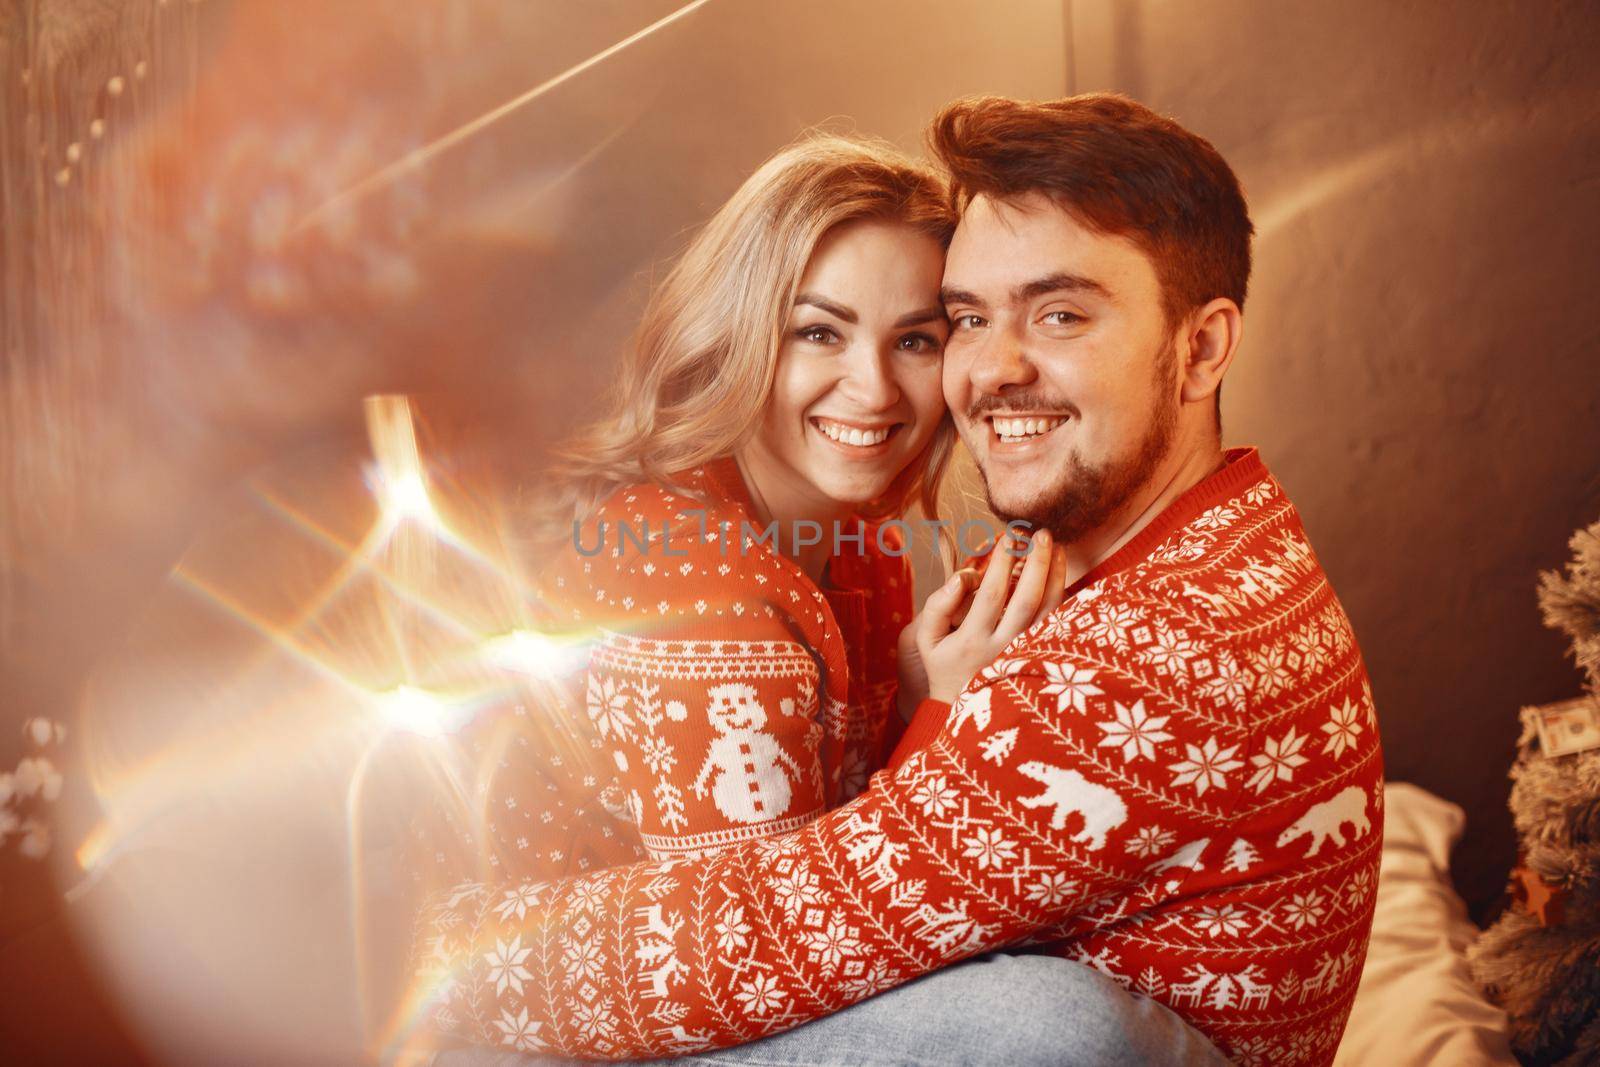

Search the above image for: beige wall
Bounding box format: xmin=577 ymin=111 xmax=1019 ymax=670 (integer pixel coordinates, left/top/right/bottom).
xmin=1064 ymin=0 xmax=1600 ymax=913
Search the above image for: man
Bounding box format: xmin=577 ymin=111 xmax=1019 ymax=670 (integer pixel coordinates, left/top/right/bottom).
xmin=405 ymin=95 xmax=1381 ymax=1067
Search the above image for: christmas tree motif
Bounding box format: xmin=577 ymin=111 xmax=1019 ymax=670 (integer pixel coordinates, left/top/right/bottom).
xmin=979 ymin=727 xmax=1018 ymax=765
xmin=1223 ymin=836 xmax=1260 ymax=872
xmin=1135 ymin=965 xmax=1167 ymax=998
xmin=654 ymin=781 xmax=687 ymax=833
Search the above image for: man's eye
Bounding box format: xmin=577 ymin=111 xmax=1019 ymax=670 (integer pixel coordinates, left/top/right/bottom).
xmin=897 ymin=333 xmax=943 ymax=354
xmin=796 ymin=325 xmax=840 ymax=344
xmin=951 ymin=313 xmax=986 ymax=331
xmin=1043 ymin=311 xmax=1083 ymax=326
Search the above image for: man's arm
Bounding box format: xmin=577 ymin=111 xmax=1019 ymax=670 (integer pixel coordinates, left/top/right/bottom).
xmin=401 ymin=654 xmax=1239 ymax=1060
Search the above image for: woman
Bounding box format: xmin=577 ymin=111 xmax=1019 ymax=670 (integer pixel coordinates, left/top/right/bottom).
xmin=406 ymin=134 xmax=1065 ymax=897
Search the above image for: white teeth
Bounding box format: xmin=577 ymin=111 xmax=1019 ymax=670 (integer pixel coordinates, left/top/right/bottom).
xmin=992 ymin=416 xmax=1066 ymax=441
xmin=818 ymin=420 xmax=891 ymax=446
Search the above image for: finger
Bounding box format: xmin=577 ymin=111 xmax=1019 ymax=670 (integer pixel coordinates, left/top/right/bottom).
xmin=947 ymin=567 xmax=981 ymax=627
xmin=916 ymin=571 xmax=968 ymax=645
xmin=961 ymin=530 xmax=1028 ymax=634
xmin=1031 ymin=543 xmax=1069 ymax=628
xmin=997 ymin=529 xmax=1055 ymax=638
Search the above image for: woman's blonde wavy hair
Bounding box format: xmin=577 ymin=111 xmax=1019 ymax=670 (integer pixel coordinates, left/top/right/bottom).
xmin=534 ymin=133 xmax=959 ymax=557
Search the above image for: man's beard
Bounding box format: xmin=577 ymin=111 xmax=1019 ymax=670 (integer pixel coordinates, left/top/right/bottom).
xmin=979 ymin=339 xmax=1180 ymax=543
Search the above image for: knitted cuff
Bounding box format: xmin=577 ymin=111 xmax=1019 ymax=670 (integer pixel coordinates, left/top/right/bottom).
xmin=886 ymin=698 xmax=951 ymax=772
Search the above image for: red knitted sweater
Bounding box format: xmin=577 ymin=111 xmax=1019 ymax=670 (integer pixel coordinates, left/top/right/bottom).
xmin=406 ymin=447 xmax=1382 ymax=1067
xmin=405 ymin=457 xmax=914 ymax=889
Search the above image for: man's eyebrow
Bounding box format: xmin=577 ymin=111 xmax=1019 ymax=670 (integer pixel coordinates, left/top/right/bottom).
xmin=940 ymin=274 xmax=1111 ymax=310
xmin=893 ymin=307 xmax=946 ymax=328
xmin=1014 ymin=272 xmax=1112 ymax=304
xmin=794 ymin=293 xmax=857 ymax=323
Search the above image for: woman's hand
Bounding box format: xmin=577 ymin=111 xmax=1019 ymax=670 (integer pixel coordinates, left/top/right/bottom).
xmin=899 ymin=529 xmax=1068 ymax=708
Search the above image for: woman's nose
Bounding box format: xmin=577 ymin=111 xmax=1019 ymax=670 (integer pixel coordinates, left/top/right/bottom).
xmin=838 ymin=344 xmax=901 ymax=410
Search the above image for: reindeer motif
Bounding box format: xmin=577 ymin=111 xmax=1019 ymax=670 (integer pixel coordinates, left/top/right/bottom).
xmin=1180 ymin=581 xmax=1243 ymax=620
xmin=1168 ymin=963 xmax=1216 ymax=1007
xmin=1232 ymin=964 xmax=1273 ymax=1010
xmin=1067 ymin=944 xmax=1121 ymax=981
xmin=659 ymin=1024 xmax=713 ymax=1051
xmin=908 ymin=899 xmax=991 ymax=956
xmin=634 ymin=903 xmax=686 ymax=998
xmin=838 ymin=811 xmax=907 ymax=890
xmin=1298 ymin=952 xmax=1338 ymax=1003
xmin=1234 ymin=559 xmax=1291 ymax=606
xmin=863 ymin=838 xmax=908 ymax=892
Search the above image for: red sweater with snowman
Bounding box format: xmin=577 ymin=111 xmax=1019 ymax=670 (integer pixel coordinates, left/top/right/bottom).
xmin=405 ymin=456 xmax=914 ymax=895
xmin=406 ymin=447 xmax=1382 ymax=1067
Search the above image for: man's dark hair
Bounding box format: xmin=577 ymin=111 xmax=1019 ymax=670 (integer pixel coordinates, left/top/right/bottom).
xmin=928 ymin=94 xmax=1253 ymax=421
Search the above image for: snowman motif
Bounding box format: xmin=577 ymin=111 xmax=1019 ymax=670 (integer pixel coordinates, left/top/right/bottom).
xmin=690 ymin=683 xmax=805 ymax=823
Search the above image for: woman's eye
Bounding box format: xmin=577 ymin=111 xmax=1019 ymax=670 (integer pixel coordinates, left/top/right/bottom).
xmin=796 ymin=325 xmax=840 ymax=344
xmin=897 ymin=333 xmax=943 ymax=354
xmin=951 ymin=313 xmax=986 ymax=331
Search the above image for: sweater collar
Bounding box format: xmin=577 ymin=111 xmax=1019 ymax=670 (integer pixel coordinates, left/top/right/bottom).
xmin=696 ymin=455 xmax=760 ymax=518
xmin=1066 ymin=446 xmax=1268 ymax=595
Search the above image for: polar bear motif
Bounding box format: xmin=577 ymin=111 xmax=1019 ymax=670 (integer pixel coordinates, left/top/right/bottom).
xmin=690 ymin=683 xmax=806 ymax=824
xmin=1275 ymin=784 xmax=1371 ymax=857
xmin=1016 ymin=761 xmax=1128 ymax=851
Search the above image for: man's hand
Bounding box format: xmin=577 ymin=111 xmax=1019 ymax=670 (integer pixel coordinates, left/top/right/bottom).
xmin=900 ymin=529 xmax=1067 ymax=706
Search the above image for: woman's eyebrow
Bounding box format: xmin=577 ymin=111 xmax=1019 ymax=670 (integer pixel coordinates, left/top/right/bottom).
xmin=794 ymin=293 xmax=856 ymax=323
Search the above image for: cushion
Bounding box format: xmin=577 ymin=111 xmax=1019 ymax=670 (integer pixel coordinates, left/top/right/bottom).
xmin=1333 ymin=782 xmax=1516 ymax=1065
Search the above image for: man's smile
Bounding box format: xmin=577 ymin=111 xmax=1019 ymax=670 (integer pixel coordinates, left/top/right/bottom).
xmin=978 ymin=412 xmax=1073 ymax=456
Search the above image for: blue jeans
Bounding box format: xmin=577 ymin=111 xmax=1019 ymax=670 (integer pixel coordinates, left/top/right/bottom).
xmin=433 ymin=952 xmax=1229 ymax=1066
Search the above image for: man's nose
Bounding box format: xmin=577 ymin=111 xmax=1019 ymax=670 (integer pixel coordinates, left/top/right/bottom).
xmin=966 ymin=324 xmax=1037 ymax=396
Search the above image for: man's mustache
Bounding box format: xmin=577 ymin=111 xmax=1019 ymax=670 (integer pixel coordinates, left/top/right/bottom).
xmin=965 ymin=392 xmax=1080 ymax=421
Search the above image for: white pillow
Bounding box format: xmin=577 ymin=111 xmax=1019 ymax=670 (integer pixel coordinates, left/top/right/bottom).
xmin=1333 ymin=782 xmax=1515 ymax=1066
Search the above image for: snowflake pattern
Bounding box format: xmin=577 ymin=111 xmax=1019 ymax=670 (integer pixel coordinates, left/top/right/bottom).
xmin=1096 ymin=699 xmax=1175 ymax=762
xmin=1281 ymin=891 xmax=1327 ymax=930
xmin=585 ymin=675 xmax=635 ymax=740
xmin=485 ymin=936 xmax=533 ymax=996
xmin=961 ymin=827 xmax=1019 ymax=870
xmin=1168 ymin=736 xmax=1246 ymax=796
xmin=1126 ymin=824 xmax=1177 ymax=859
xmin=1025 ymin=871 xmax=1078 ymax=907
xmin=802 ymin=913 xmax=865 ymax=974
xmin=910 ymin=773 xmax=959 ymax=817
xmin=1321 ymin=698 xmax=1364 ymax=759
xmin=494 ymin=1006 xmax=546 ymax=1052
xmin=714 ymin=904 xmax=752 ymax=954
xmin=1247 ymin=727 xmax=1310 ymax=793
xmin=734 ymin=972 xmax=788 ymax=1017
xmin=1039 ymin=662 xmax=1104 ymax=713
xmin=1192 ymin=903 xmax=1250 ymax=938
xmin=494 ymin=884 xmax=541 ymax=921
